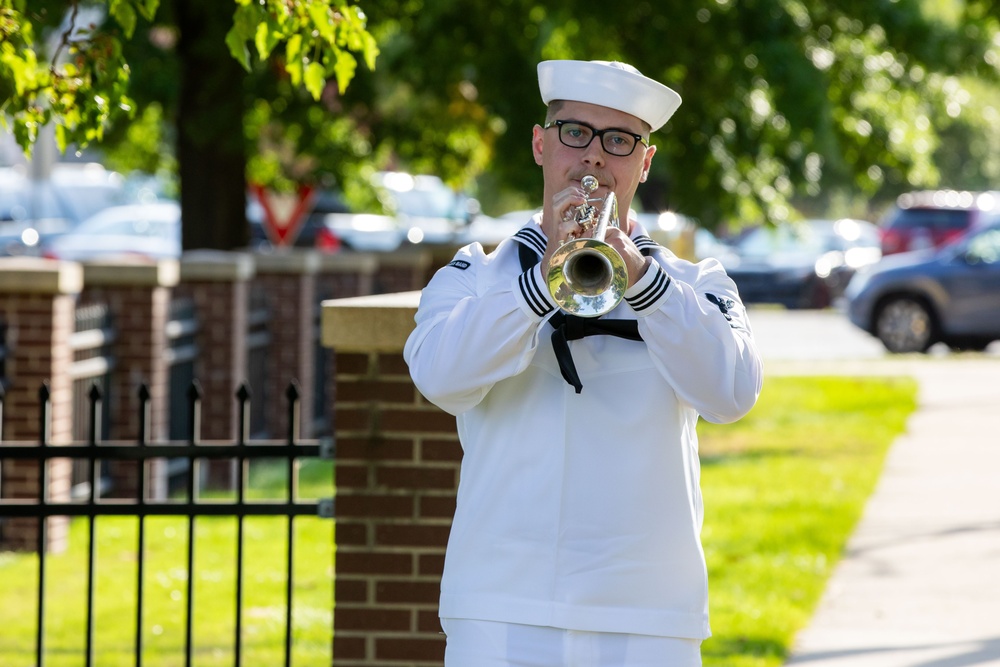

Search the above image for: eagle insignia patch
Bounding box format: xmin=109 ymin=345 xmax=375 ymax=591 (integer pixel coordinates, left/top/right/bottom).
xmin=706 ymin=293 xmax=736 ymax=322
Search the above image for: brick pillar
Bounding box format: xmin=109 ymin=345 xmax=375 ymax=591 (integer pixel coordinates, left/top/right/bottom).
xmin=322 ymin=291 xmax=458 ymax=667
xmin=177 ymin=251 xmax=254 ymax=441
xmin=80 ymin=259 xmax=178 ymax=499
xmin=254 ymin=250 xmax=319 ymax=439
xmin=317 ymin=252 xmax=378 ymax=302
xmin=0 ymin=257 xmax=79 ymax=552
xmin=372 ymin=250 xmax=434 ymax=295
xmin=313 ymin=253 xmax=378 ymax=435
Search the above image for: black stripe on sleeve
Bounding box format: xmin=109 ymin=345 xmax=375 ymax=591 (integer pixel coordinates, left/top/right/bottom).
xmin=519 ymin=267 xmax=554 ymax=318
xmin=633 ymin=235 xmax=660 ymax=253
xmin=514 ymin=228 xmax=547 ymax=257
xmin=627 ymin=265 xmax=671 ymax=312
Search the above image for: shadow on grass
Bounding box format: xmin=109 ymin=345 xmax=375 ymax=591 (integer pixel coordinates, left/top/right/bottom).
xmin=703 ymin=634 xmax=788 ymax=662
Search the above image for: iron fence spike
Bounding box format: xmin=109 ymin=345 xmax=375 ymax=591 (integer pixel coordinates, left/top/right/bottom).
xmin=236 ymin=382 xmax=251 ymax=401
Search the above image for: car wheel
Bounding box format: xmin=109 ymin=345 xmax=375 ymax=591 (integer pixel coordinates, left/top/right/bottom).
xmin=874 ymin=297 xmax=935 ymax=353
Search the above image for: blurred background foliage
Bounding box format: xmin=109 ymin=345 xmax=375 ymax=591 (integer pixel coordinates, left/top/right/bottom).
xmin=5 ymin=0 xmax=1000 ymax=245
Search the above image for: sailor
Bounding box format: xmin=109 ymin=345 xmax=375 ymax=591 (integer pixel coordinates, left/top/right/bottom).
xmin=404 ymin=58 xmax=763 ymax=667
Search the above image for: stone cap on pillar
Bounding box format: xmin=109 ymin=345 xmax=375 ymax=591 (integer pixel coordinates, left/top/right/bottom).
xmin=0 ymin=257 xmax=83 ymax=294
xmin=81 ymin=257 xmax=180 ymax=287
xmin=254 ymin=248 xmax=322 ymax=275
xmin=317 ymin=251 xmax=378 ymax=275
xmin=180 ymin=250 xmax=255 ymax=282
xmin=321 ymin=291 xmax=420 ymax=353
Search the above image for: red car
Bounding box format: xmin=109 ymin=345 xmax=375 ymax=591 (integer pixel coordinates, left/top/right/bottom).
xmin=879 ymin=190 xmax=1000 ymax=255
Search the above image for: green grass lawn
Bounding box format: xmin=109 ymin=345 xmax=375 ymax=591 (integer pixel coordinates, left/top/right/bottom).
xmin=0 ymin=460 xmax=334 ymax=667
xmin=699 ymin=375 xmax=918 ymax=667
xmin=0 ymin=376 xmax=918 ymax=666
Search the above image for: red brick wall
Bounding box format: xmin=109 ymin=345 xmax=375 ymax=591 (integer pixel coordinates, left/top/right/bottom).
xmin=332 ymin=350 xmax=461 ymax=667
xmin=174 ymin=279 xmax=249 ymax=441
xmin=0 ymin=288 xmax=76 ymax=552
xmin=79 ymin=278 xmax=172 ymax=499
xmin=255 ymin=269 xmax=316 ymax=439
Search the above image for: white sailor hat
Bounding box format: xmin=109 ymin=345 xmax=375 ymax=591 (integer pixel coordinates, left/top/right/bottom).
xmin=537 ymin=60 xmax=682 ymax=132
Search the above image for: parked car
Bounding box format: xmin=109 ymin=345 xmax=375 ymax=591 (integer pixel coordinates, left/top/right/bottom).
xmin=40 ymin=202 xmax=181 ymax=261
xmin=720 ymin=218 xmax=882 ymax=309
xmin=634 ymin=210 xmax=734 ymax=262
xmin=0 ymin=163 xmax=126 ymax=256
xmin=845 ymin=219 xmax=1000 ymax=353
xmin=457 ymin=208 xmax=539 ymax=248
xmin=878 ymin=189 xmax=1000 ymax=255
xmin=322 ymin=172 xmax=478 ymax=251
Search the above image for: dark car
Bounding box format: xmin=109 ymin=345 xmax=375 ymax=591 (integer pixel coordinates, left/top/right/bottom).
xmin=878 ymin=190 xmax=1000 ymax=255
xmin=846 ymin=220 xmax=1000 ymax=353
xmin=720 ymin=218 xmax=882 ymax=309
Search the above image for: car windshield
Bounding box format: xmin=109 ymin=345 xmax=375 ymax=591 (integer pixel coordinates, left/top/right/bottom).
xmin=0 ymin=166 xmax=126 ymax=224
xmin=76 ymin=205 xmax=178 ymax=237
xmin=965 ymin=226 xmax=1000 ymax=264
xmin=375 ymin=172 xmax=465 ymax=219
xmin=393 ymin=187 xmax=460 ymax=218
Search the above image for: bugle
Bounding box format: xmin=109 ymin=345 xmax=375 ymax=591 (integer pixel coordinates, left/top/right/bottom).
xmin=546 ymin=176 xmax=628 ymax=318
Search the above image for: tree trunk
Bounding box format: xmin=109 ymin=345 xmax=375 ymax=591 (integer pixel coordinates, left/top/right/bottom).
xmin=174 ymin=0 xmax=248 ymax=251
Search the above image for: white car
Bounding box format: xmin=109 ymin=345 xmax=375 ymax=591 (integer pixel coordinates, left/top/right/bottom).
xmin=41 ymin=202 xmax=181 ymax=261
xmin=0 ymin=163 xmax=127 ymax=256
xmin=323 ymin=172 xmax=477 ymax=251
xmin=458 ymin=209 xmax=538 ymax=248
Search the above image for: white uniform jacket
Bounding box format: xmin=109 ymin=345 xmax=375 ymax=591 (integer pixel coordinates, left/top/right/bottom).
xmin=404 ymin=216 xmax=763 ymax=640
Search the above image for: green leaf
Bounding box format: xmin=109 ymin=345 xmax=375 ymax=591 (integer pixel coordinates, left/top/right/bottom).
xmin=254 ymin=21 xmax=279 ymax=60
xmin=225 ymin=25 xmax=252 ymax=72
xmin=306 ymin=1 xmax=335 ymax=44
xmin=331 ymin=49 xmax=356 ymax=94
xmin=137 ymin=0 xmax=161 ymax=21
xmin=54 ymin=123 xmax=68 ymax=153
xmin=285 ymin=33 xmax=303 ymax=85
xmin=304 ymin=61 xmax=325 ymax=100
xmin=109 ymin=0 xmax=137 ymax=39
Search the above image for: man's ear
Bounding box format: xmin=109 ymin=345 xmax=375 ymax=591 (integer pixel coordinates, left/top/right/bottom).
xmin=639 ymin=144 xmax=657 ymax=182
xmin=531 ymin=125 xmax=545 ymax=166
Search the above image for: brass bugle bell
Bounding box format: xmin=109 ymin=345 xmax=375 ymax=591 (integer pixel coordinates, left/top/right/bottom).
xmin=546 ymin=176 xmax=628 ymax=318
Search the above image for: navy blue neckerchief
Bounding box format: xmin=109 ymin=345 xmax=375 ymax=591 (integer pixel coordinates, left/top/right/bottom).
xmin=518 ymin=241 xmax=651 ymax=393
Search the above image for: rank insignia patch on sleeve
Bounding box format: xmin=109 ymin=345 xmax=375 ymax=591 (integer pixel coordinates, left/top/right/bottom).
xmin=448 ymin=259 xmax=471 ymax=270
xmin=705 ymin=293 xmax=736 ymax=321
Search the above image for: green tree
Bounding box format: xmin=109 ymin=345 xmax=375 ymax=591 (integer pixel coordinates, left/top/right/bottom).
xmin=5 ymin=0 xmax=1000 ymax=239
xmin=343 ymin=0 xmax=1000 ymax=228
xmin=1 ymin=0 xmax=376 ymax=249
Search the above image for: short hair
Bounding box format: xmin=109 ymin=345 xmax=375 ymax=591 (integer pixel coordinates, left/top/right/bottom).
xmin=544 ymin=100 xmax=652 ymax=136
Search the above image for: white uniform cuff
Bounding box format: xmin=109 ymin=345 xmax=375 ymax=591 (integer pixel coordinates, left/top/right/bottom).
xmin=514 ymin=264 xmax=558 ymax=319
xmin=625 ymin=261 xmax=672 ymax=315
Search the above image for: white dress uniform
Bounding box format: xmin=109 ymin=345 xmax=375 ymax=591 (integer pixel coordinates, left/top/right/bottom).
xmin=404 ymin=215 xmax=763 ymax=652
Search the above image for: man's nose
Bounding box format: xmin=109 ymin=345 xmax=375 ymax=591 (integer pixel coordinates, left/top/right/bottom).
xmin=581 ymin=139 xmax=605 ymax=166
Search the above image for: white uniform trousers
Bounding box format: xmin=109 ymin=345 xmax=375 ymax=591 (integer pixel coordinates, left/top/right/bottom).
xmin=441 ymin=618 xmax=703 ymax=667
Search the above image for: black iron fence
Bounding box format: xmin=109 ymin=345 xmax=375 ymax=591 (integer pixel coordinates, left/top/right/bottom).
xmin=70 ymin=303 xmax=115 ymax=497
xmin=0 ymin=380 xmax=334 ymax=667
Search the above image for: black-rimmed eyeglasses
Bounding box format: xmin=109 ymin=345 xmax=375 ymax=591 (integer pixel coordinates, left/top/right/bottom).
xmin=543 ymin=120 xmax=649 ymax=157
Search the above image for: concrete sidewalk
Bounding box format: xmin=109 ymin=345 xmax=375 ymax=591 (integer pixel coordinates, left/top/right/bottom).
xmin=770 ymin=358 xmax=1000 ymax=667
